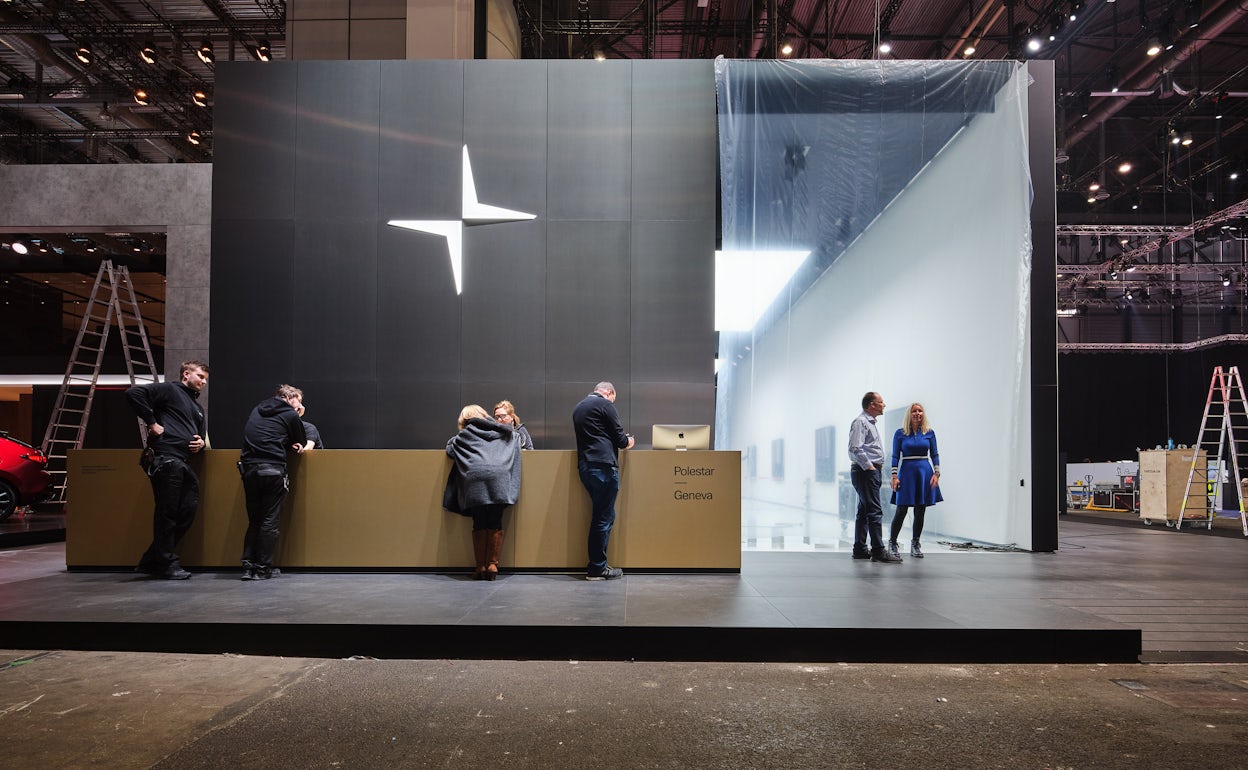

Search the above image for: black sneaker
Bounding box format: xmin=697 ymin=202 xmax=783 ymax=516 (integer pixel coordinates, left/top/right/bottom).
xmin=851 ymin=550 xmax=872 ymax=560
xmin=870 ymin=549 xmax=902 ymax=564
xmin=586 ymin=566 xmax=623 ymax=580
xmin=162 ymin=566 xmax=192 ymax=580
xmin=255 ymin=567 xmax=281 ymax=580
xmin=241 ymin=569 xmax=257 ymax=581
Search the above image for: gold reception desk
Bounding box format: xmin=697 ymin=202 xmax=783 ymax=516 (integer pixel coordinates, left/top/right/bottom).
xmin=66 ymin=449 xmax=741 ymax=572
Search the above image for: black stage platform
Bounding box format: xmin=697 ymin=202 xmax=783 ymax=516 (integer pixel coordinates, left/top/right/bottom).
xmin=2 ymin=518 xmax=1245 ymax=664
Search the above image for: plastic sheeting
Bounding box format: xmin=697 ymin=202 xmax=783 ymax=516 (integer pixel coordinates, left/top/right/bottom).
xmin=714 ymin=59 xmax=1034 ymax=549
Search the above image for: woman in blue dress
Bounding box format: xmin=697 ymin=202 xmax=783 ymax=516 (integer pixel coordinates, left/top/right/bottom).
xmin=889 ymin=402 xmax=942 ymax=559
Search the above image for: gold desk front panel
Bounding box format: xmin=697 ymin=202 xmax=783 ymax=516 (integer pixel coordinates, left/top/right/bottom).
xmin=66 ymin=449 xmax=741 ymax=571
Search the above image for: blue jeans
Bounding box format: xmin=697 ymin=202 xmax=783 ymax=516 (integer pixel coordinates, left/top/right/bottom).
xmin=578 ymin=463 xmax=619 ymax=573
xmin=850 ymin=465 xmax=884 ymax=553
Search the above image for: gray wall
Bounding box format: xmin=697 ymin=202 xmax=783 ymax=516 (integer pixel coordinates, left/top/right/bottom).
xmin=209 ymin=59 xmax=717 ymax=449
xmin=0 ymin=163 xmax=212 ymax=380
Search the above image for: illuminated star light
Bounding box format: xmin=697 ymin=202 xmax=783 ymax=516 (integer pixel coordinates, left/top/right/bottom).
xmin=388 ymin=145 xmax=535 ymax=294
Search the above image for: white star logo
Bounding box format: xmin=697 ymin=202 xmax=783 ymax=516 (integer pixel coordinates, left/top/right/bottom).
xmin=388 ymin=145 xmax=536 ymax=294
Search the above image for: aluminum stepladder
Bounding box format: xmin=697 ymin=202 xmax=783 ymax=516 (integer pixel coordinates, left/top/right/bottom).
xmin=1177 ymin=366 xmax=1248 ymax=535
xmin=40 ymin=260 xmax=159 ymax=504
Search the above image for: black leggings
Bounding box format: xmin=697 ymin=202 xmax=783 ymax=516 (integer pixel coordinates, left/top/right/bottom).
xmin=469 ymin=504 xmax=506 ymax=531
xmin=889 ymin=505 xmax=926 ymax=542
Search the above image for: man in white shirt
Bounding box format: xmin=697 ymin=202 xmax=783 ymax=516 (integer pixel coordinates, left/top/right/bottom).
xmin=848 ymin=391 xmax=901 ymax=563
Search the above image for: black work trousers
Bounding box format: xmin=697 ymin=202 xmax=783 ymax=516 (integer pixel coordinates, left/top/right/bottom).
xmin=138 ymin=458 xmax=199 ymax=571
xmin=241 ymin=465 xmax=288 ymax=569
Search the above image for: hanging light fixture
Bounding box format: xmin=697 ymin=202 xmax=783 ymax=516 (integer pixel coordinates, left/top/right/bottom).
xmin=139 ymin=42 xmax=157 ymax=65
xmin=75 ymin=44 xmax=93 ymax=65
xmin=1146 ymin=37 xmax=1162 ymax=56
xmin=255 ymin=39 xmax=272 ymax=62
xmin=196 ymin=39 xmax=214 ymax=64
xmin=192 ymin=89 xmax=208 ymax=107
xmin=187 ymin=131 xmax=201 ymax=146
xmin=133 ymin=87 xmax=149 ymax=106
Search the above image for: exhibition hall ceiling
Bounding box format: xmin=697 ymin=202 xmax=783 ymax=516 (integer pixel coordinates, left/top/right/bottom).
xmin=0 ymin=0 xmax=1242 ymax=224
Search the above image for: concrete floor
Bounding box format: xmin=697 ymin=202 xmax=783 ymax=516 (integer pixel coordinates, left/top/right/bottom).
xmin=2 ymin=649 xmax=1247 ymax=768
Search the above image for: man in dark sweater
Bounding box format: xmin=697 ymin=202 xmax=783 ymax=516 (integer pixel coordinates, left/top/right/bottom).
xmin=125 ymin=360 xmax=210 ymax=580
xmin=238 ymin=384 xmax=308 ymax=580
xmin=572 ymin=381 xmax=634 ymax=580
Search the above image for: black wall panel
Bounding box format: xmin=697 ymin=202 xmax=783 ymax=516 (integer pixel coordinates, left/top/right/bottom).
xmin=212 ymin=63 xmax=298 ymax=221
xmin=464 ymin=61 xmax=549 ymax=218
xmin=630 ymin=219 xmax=715 ymax=382
xmin=545 ymin=220 xmax=632 ymax=382
xmin=460 ymin=221 xmax=546 ymax=383
xmin=292 ymin=219 xmax=378 ymax=379
xmin=378 ymin=61 xmax=462 ymax=221
xmin=632 ymin=60 xmax=717 ymax=222
xmin=208 ymin=219 xmax=295 ymax=382
xmin=547 ymin=61 xmax=633 ymax=222
xmin=375 ymin=224 xmax=463 ymax=381
xmin=294 ymin=61 xmax=381 ymax=222
xmin=374 ymin=380 xmax=463 ymax=449
xmin=211 ymin=61 xmax=716 ymax=448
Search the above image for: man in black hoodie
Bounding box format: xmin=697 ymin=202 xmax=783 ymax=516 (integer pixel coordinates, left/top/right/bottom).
xmin=125 ymin=360 xmax=210 ymax=580
xmin=238 ymin=384 xmax=308 ymax=580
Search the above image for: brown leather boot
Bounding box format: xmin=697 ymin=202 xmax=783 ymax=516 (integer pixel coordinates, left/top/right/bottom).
xmin=485 ymin=529 xmax=504 ymax=580
xmin=472 ymin=529 xmax=488 ymax=580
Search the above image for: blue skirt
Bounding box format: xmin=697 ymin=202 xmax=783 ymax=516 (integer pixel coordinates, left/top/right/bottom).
xmin=890 ymin=457 xmax=943 ymax=507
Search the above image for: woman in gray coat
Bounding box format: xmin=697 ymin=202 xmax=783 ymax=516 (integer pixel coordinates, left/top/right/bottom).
xmin=445 ymin=404 xmax=522 ymax=580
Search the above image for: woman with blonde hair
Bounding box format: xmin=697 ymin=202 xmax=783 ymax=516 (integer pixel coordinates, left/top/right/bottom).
xmin=888 ymin=402 xmax=943 ymax=559
xmin=444 ymin=404 xmax=522 ymax=579
xmin=493 ymin=400 xmax=534 ymax=449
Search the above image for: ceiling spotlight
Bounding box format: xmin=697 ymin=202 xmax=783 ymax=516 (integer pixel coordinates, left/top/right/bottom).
xmin=133 ymin=87 xmax=149 ymax=106
xmin=10 ymin=240 xmax=28 ymax=255
xmin=1088 ymin=182 xmax=1100 ymax=192
xmin=962 ymin=43 xmax=976 ymax=57
xmin=1125 ymin=289 xmax=1133 ymax=300
xmin=1222 ymin=273 xmax=1232 ymax=287
xmin=1026 ymin=36 xmax=1043 ymax=53
xmin=1087 ymin=196 xmax=1097 ymax=204
xmin=187 ymin=131 xmax=201 ymax=146
xmin=255 ymin=39 xmax=272 ymax=62
xmin=1231 ymin=171 xmax=1240 ymax=181
xmin=196 ymin=39 xmax=214 ymax=64
xmin=780 ymin=40 xmax=793 ymax=56
xmin=75 ymin=44 xmax=93 ymax=65
xmin=878 ymin=37 xmax=892 ymax=55
xmin=1070 ymin=1 xmax=1083 ymax=21
xmin=1146 ymin=37 xmax=1162 ymax=56
xmin=139 ymin=42 xmax=157 ymax=65
xmin=1181 ymin=131 xmax=1193 ymax=146
xmin=1110 ymin=267 xmax=1119 ymax=279
xmin=1118 ymin=161 xmax=1132 ymax=174
xmin=192 ymin=89 xmax=208 ymax=107
xmin=98 ymin=102 xmax=111 ymax=122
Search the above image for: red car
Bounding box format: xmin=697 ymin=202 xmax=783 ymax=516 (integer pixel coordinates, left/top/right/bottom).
xmin=0 ymin=432 xmax=52 ymax=520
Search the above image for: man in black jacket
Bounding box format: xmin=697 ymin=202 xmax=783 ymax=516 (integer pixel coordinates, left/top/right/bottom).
xmin=125 ymin=360 xmax=210 ymax=580
xmin=239 ymin=384 xmax=308 ymax=580
xmin=572 ymin=381 xmax=634 ymax=580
